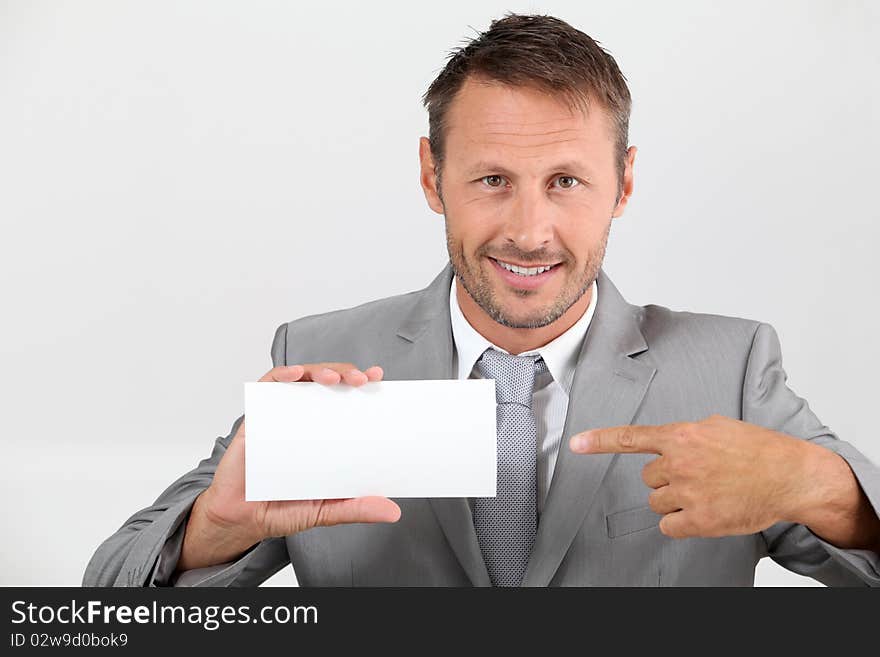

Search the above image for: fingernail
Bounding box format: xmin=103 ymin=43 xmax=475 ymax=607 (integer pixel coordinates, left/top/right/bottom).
xmin=571 ymin=433 xmax=592 ymax=452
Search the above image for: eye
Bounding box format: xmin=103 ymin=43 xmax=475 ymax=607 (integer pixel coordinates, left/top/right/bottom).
xmin=553 ymin=176 xmax=580 ymax=189
xmin=481 ymin=175 xmax=506 ymax=188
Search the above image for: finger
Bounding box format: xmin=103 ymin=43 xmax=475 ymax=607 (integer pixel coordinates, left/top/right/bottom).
xmin=364 ymin=366 xmax=384 ymax=382
xmin=300 ymin=363 xmax=360 ymax=385
xmin=641 ymin=456 xmax=669 ymax=489
xmin=308 ymin=366 xmax=342 ymax=385
xmin=314 ymin=496 xmax=401 ymax=527
xmin=259 ymin=365 xmax=306 ymax=382
xmin=341 ymin=368 xmax=369 ymax=386
xmin=648 ymin=485 xmax=681 ymax=515
xmin=318 ymin=368 xmax=342 ymax=384
xmin=658 ymin=510 xmax=695 ymax=539
xmin=570 ymin=424 xmax=669 ymax=455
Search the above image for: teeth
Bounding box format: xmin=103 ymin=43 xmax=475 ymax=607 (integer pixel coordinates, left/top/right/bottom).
xmin=496 ymin=260 xmax=555 ymax=276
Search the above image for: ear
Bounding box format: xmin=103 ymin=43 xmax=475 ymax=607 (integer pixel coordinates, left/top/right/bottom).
xmin=611 ymin=146 xmax=637 ymax=218
xmin=419 ymin=137 xmax=445 ymax=215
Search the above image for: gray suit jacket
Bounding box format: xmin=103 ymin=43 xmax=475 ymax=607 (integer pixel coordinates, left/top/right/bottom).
xmin=83 ymin=264 xmax=880 ymax=586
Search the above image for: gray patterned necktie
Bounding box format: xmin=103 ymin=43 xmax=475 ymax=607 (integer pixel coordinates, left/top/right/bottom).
xmin=472 ymin=347 xmax=547 ymax=587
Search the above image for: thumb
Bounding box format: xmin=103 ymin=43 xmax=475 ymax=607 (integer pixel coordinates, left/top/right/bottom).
xmin=314 ymin=496 xmax=402 ymax=527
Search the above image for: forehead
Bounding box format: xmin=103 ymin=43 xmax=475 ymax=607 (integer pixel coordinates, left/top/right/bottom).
xmin=442 ymin=77 xmax=615 ymax=166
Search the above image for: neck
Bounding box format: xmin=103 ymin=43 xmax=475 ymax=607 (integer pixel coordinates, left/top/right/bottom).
xmin=456 ymin=278 xmax=592 ymax=355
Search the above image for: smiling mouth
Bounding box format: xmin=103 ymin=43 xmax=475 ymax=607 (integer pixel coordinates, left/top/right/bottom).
xmin=489 ymin=257 xmax=561 ymax=277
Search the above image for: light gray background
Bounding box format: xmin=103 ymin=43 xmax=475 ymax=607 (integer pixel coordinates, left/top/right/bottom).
xmin=1 ymin=0 xmax=877 ymax=586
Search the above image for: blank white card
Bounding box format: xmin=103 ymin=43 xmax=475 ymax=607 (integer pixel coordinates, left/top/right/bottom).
xmin=244 ymin=380 xmax=497 ymax=501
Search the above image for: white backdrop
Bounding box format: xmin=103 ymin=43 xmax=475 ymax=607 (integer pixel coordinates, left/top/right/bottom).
xmin=1 ymin=0 xmax=878 ymax=586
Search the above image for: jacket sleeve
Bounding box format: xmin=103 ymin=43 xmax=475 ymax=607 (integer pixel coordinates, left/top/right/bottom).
xmin=745 ymin=322 xmax=880 ymax=586
xmin=82 ymin=323 xmax=292 ymax=587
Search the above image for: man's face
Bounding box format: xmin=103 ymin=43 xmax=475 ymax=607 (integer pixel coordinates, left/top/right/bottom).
xmin=420 ymin=77 xmax=635 ymax=329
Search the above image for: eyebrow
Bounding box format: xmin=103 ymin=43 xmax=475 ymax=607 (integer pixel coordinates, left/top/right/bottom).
xmin=464 ymin=161 xmax=593 ymax=179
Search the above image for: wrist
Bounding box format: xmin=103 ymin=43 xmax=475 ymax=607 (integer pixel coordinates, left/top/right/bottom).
xmin=198 ymin=486 xmax=265 ymax=547
xmin=784 ymin=444 xmax=880 ymax=551
xmin=177 ymin=488 xmax=263 ymax=572
xmin=782 ymin=441 xmax=857 ymax=528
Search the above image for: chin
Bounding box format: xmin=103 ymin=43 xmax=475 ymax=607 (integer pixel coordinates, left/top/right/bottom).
xmin=493 ymin=305 xmax=557 ymax=329
xmin=496 ymin=316 xmax=558 ymax=331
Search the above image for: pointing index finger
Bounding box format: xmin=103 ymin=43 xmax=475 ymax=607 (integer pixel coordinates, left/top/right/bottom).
xmin=569 ymin=424 xmax=668 ymax=455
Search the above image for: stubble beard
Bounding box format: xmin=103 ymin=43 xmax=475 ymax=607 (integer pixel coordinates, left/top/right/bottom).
xmin=445 ymin=221 xmax=610 ymax=330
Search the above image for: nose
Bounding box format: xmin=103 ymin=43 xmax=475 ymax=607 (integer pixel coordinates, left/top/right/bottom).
xmin=502 ymin=187 xmax=555 ymax=253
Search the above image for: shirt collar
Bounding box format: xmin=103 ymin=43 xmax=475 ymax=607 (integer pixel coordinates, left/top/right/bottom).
xmin=449 ymin=276 xmax=598 ymax=395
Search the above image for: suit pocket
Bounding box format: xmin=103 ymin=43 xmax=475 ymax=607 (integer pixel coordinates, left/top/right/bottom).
xmin=606 ymin=505 xmax=661 ymax=538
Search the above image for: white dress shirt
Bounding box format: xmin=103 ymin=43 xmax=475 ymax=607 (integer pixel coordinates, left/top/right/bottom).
xmin=449 ymin=277 xmax=598 ymax=514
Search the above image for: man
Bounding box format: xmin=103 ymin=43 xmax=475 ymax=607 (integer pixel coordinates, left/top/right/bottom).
xmin=84 ymin=14 xmax=880 ymax=587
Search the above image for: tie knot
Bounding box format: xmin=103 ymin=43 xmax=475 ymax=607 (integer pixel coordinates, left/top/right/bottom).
xmin=475 ymin=348 xmax=547 ymax=408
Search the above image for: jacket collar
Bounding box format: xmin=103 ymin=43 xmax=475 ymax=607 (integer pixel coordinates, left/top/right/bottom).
xmin=396 ymin=262 xmax=655 ymax=586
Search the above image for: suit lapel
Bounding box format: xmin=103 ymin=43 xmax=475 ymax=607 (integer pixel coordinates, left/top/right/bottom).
xmin=393 ymin=263 xmax=492 ymax=587
xmin=521 ymin=269 xmax=656 ymax=586
xmin=392 ymin=264 xmax=655 ymax=587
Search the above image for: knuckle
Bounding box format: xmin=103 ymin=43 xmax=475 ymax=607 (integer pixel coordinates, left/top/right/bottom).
xmin=675 ymin=423 xmax=697 ymax=446
xmin=313 ymin=500 xmax=332 ymax=527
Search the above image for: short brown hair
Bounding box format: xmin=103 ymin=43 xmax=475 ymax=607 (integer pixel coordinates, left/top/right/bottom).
xmin=422 ymin=13 xmax=632 ymax=188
